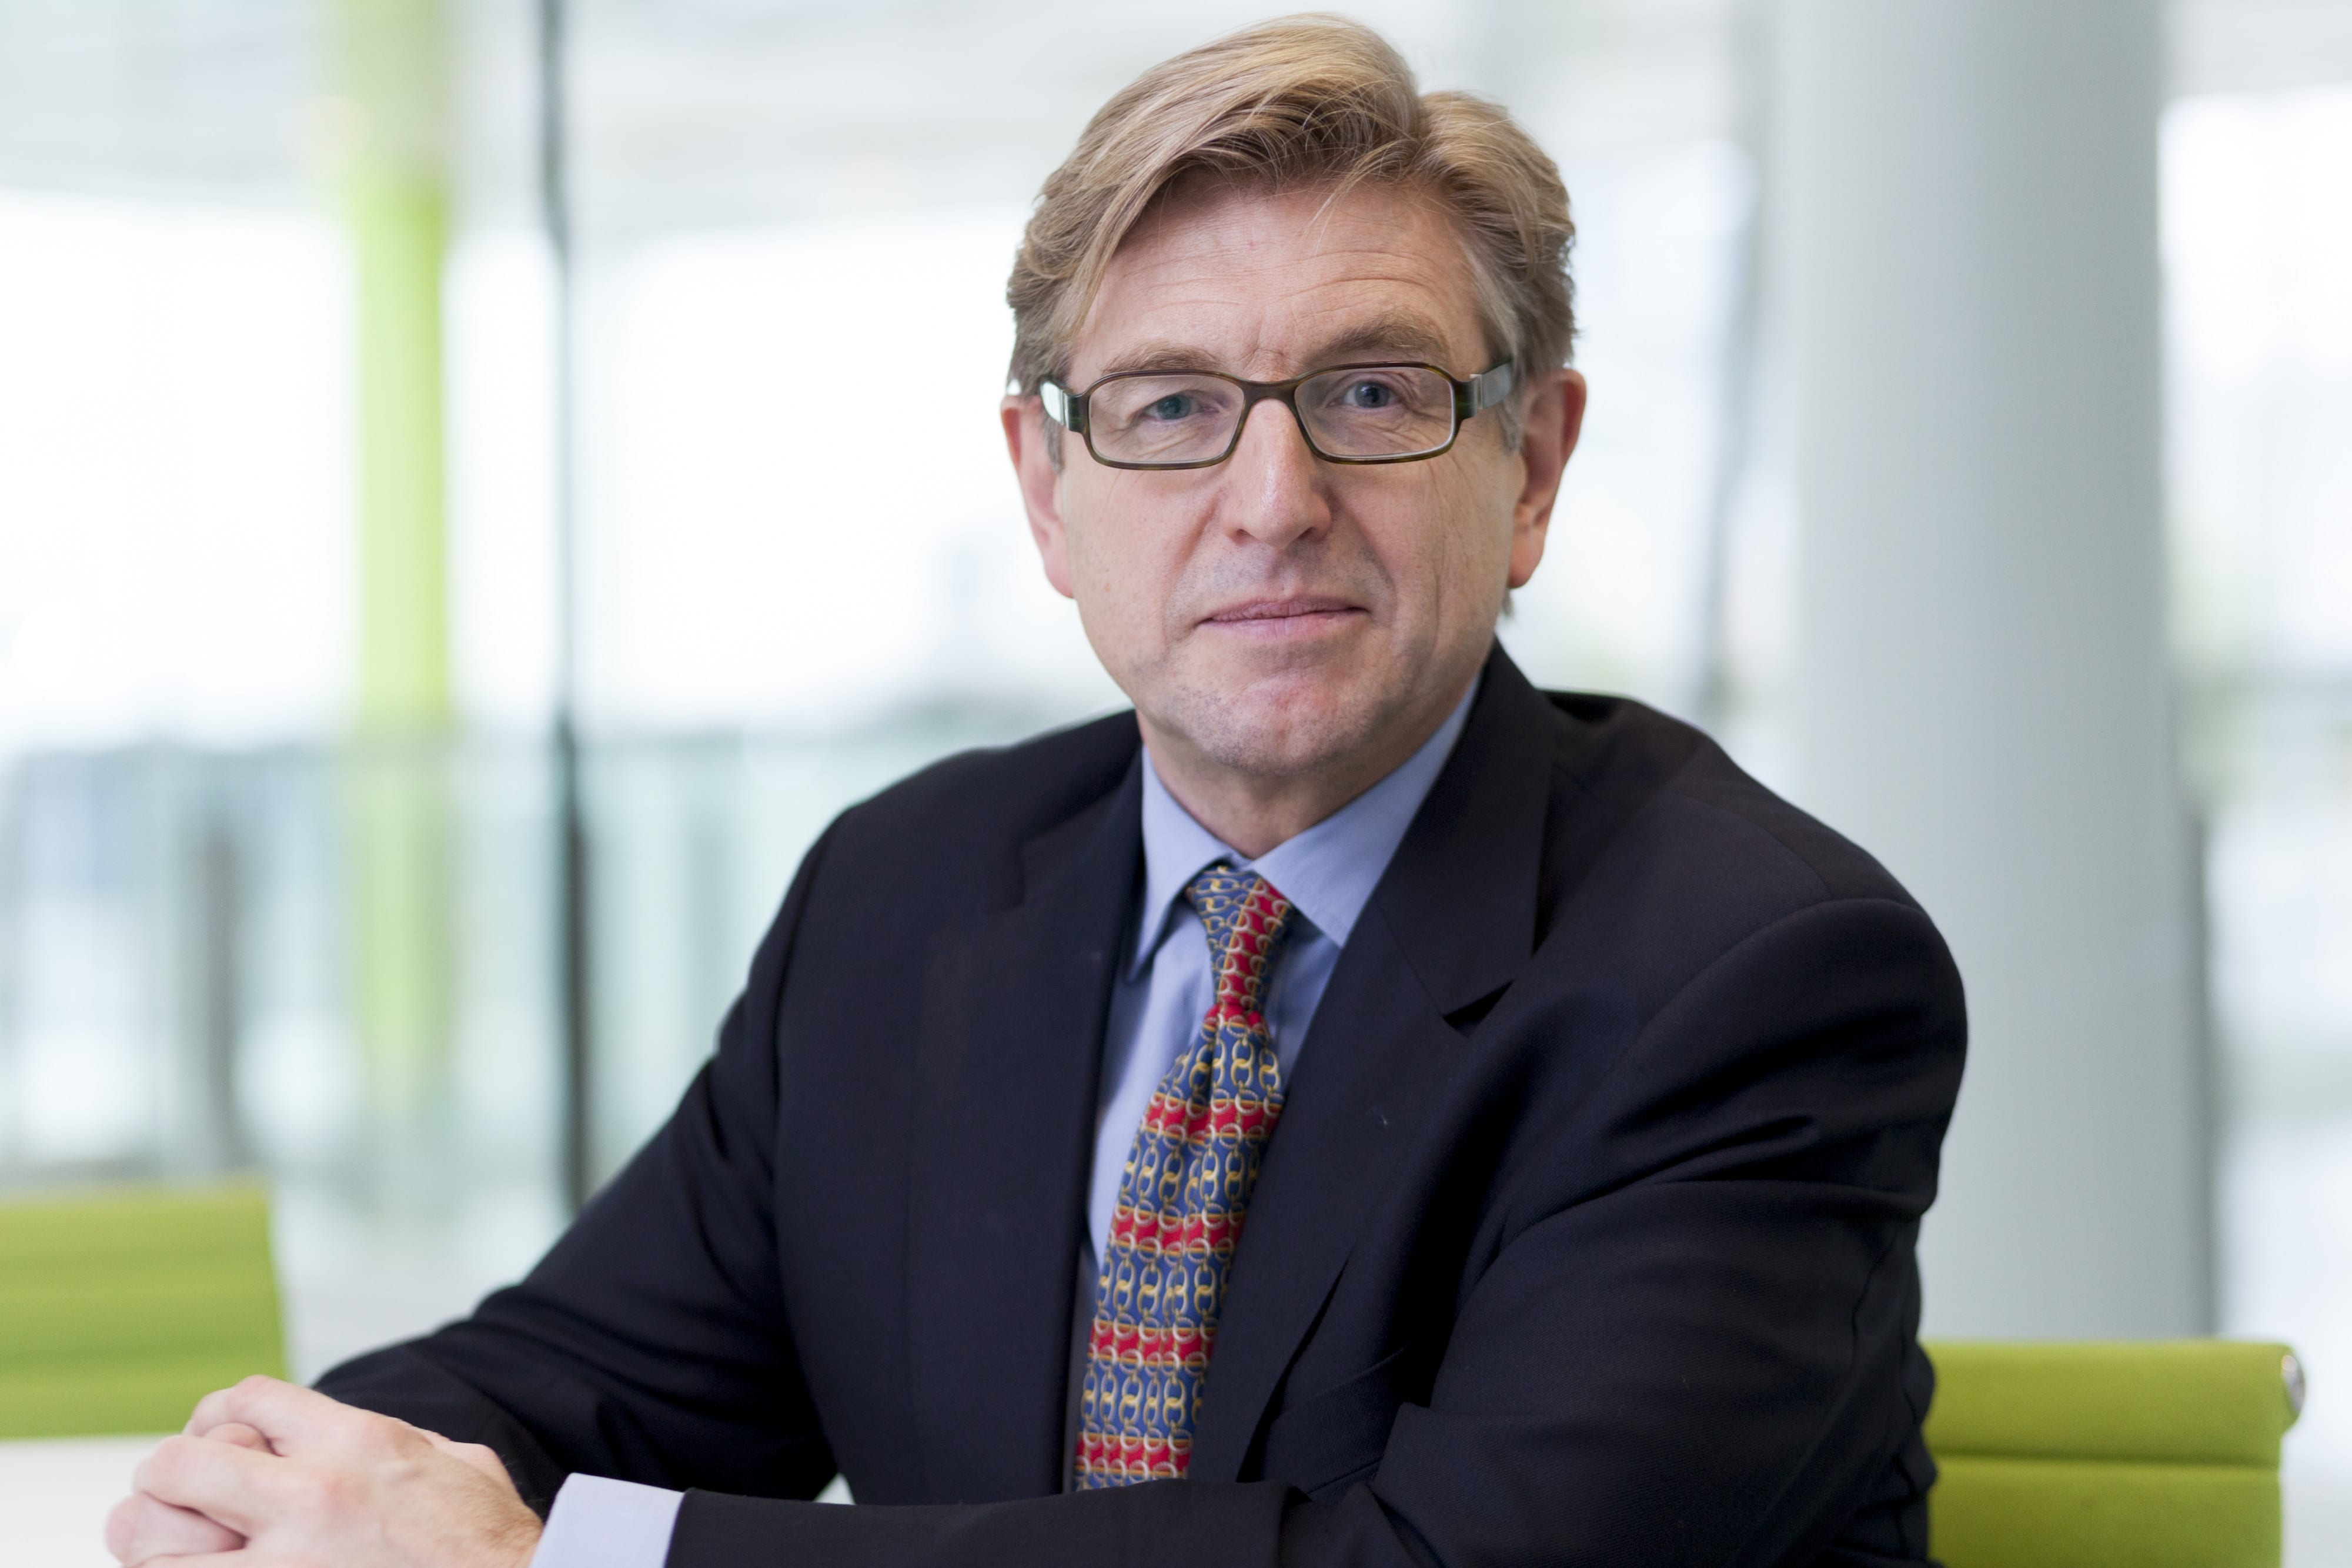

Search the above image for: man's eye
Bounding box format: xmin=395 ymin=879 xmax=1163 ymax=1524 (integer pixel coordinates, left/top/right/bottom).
xmin=1344 ymin=380 xmax=1397 ymax=409
xmin=1144 ymin=393 xmax=1197 ymax=421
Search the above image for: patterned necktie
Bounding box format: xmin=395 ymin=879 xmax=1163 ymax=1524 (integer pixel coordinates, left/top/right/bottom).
xmin=1074 ymin=865 xmax=1295 ymax=1487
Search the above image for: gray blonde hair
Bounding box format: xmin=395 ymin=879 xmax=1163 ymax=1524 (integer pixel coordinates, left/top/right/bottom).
xmin=1006 ymin=14 xmax=1575 ymax=430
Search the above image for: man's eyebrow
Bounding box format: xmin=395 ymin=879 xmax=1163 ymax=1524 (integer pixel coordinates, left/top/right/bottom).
xmin=1091 ymin=313 xmax=1468 ymax=381
xmin=1098 ymin=342 xmax=1217 ymax=376
xmin=1308 ymin=312 xmax=1457 ymax=367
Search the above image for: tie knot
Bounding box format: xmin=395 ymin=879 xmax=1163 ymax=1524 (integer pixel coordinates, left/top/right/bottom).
xmin=1184 ymin=865 xmax=1295 ymax=1015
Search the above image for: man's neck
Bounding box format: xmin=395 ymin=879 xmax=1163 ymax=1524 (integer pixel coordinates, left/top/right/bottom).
xmin=1138 ymin=675 xmax=1478 ymax=860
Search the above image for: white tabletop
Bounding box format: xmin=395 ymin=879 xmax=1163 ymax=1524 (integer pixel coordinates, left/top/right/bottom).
xmin=0 ymin=1435 xmax=161 ymax=1567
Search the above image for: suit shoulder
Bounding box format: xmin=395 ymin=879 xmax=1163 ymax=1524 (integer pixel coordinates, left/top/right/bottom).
xmin=1518 ymin=693 xmax=1960 ymax=1096
xmin=1537 ymin=691 xmax=1919 ymax=913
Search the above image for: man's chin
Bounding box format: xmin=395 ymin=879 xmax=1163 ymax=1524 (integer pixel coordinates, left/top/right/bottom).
xmin=1162 ymin=671 xmax=1393 ymax=781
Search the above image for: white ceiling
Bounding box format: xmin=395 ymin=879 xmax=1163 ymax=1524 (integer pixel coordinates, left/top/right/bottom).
xmin=0 ymin=0 xmax=2342 ymax=226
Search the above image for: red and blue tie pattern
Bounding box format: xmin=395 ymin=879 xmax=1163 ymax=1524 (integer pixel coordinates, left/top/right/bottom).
xmin=1074 ymin=865 xmax=1295 ymax=1487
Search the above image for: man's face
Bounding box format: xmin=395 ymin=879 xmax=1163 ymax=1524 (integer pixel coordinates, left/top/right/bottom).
xmin=1006 ymin=179 xmax=1582 ymax=787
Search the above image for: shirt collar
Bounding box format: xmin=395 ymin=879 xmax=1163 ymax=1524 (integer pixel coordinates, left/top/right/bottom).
xmin=1130 ymin=673 xmax=1481 ymax=977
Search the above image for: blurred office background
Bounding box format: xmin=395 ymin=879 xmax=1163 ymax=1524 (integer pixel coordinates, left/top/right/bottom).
xmin=0 ymin=0 xmax=2346 ymax=1557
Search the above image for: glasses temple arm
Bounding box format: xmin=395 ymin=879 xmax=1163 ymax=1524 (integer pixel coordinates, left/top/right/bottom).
xmin=1459 ymin=362 xmax=1516 ymax=420
xmin=1038 ymin=382 xmax=1088 ymax=434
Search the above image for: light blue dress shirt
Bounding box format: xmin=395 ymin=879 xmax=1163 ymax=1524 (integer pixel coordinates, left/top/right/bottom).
xmin=527 ymin=680 xmax=1478 ymax=1567
xmin=1085 ymin=678 xmax=1476 ymax=1258
xmin=530 ymin=1477 xmax=685 ymax=1568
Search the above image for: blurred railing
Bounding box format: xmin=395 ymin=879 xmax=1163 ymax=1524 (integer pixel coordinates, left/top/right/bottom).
xmin=2 ymin=683 xmax=2345 ymax=1386
xmin=2185 ymin=673 xmax=2352 ymax=1118
xmin=0 ymin=704 xmax=1073 ymax=1369
xmin=6 ymin=685 xmax=2350 ymax=1165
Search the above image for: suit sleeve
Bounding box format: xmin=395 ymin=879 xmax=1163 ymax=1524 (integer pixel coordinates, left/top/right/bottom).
xmin=314 ymin=827 xmax=841 ymax=1514
xmin=1319 ymin=894 xmax=1963 ymax=1567
xmin=657 ymin=893 xmax=1965 ymax=1566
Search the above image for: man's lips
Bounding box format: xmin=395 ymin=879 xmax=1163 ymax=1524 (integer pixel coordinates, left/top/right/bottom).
xmin=1199 ymin=596 xmax=1366 ymax=632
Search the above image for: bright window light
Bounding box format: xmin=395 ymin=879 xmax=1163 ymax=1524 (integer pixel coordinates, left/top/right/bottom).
xmin=0 ymin=190 xmax=353 ymax=752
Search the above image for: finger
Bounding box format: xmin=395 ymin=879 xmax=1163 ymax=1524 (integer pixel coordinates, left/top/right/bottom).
xmin=421 ymin=1432 xmax=513 ymax=1486
xmin=133 ymin=1433 xmax=280 ymax=1538
xmin=204 ymin=1422 xmax=272 ymax=1455
xmin=183 ymin=1378 xmax=283 ymax=1437
xmin=105 ymin=1490 xmax=242 ymax=1564
xmin=182 ymin=1379 xmax=263 ymax=1437
xmin=185 ymin=1376 xmax=361 ymax=1455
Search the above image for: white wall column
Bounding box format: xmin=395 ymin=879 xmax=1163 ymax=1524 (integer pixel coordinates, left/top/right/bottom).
xmin=1772 ymin=0 xmax=2209 ymax=1335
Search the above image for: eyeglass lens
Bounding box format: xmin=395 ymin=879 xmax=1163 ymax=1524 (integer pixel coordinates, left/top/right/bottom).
xmin=1085 ymin=367 xmax=1458 ymax=465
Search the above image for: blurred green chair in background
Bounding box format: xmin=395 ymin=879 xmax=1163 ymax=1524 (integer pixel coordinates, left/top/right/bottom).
xmin=0 ymin=1183 xmax=287 ymax=1440
xmin=1925 ymin=1339 xmax=2306 ymax=1568
xmin=3 ymin=1189 xmax=2318 ymax=1564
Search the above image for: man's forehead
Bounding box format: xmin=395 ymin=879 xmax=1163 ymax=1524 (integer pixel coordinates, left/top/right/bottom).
xmin=1090 ymin=309 xmax=1461 ymax=380
xmin=1070 ymin=183 xmax=1488 ymax=380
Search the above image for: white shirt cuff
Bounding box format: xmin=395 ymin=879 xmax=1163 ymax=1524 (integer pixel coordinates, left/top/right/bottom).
xmin=529 ymin=1474 xmax=685 ymax=1568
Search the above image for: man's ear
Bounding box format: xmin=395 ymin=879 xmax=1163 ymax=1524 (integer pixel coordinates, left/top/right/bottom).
xmin=1002 ymin=394 xmax=1075 ymax=600
xmin=1506 ymin=367 xmax=1587 ymax=590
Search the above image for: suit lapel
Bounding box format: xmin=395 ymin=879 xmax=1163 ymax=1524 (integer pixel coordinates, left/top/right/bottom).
xmin=1189 ymin=647 xmax=1558 ymax=1480
xmin=903 ymin=757 xmax=1143 ymax=1502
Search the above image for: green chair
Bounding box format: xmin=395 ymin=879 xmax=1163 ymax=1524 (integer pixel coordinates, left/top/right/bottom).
xmin=0 ymin=1182 xmax=288 ymax=1439
xmin=1925 ymin=1339 xmax=2306 ymax=1568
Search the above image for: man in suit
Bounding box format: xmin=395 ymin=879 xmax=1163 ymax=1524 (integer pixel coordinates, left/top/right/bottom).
xmin=112 ymin=16 xmax=1963 ymax=1568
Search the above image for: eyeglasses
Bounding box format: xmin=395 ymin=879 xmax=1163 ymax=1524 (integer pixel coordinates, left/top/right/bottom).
xmin=1037 ymin=361 xmax=1515 ymax=470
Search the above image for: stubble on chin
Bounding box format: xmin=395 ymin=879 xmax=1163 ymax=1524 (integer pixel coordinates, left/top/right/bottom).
xmin=1142 ymin=655 xmax=1396 ymax=782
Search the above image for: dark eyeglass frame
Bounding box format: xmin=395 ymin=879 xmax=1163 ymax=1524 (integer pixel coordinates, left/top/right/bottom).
xmin=1037 ymin=360 xmax=1516 ymax=470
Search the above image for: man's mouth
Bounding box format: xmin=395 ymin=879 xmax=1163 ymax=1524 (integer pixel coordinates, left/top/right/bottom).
xmin=1200 ymin=596 xmax=1366 ymax=637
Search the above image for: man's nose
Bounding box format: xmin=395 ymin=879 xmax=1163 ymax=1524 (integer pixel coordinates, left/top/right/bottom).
xmin=1217 ymin=397 xmax=1331 ymax=548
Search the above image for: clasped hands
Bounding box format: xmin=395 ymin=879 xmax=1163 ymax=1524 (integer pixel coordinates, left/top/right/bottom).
xmin=106 ymin=1376 xmax=543 ymax=1567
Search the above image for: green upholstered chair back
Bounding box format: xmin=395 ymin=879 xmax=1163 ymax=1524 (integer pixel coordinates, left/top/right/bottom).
xmin=0 ymin=1182 xmax=288 ymax=1439
xmin=1924 ymin=1339 xmax=2305 ymax=1568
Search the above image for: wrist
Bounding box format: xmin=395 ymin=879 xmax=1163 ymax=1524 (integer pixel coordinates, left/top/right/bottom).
xmin=495 ymin=1513 xmax=544 ymax=1568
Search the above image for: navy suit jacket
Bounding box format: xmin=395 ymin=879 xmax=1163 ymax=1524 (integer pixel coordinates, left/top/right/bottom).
xmin=320 ymin=644 xmax=1966 ymax=1567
